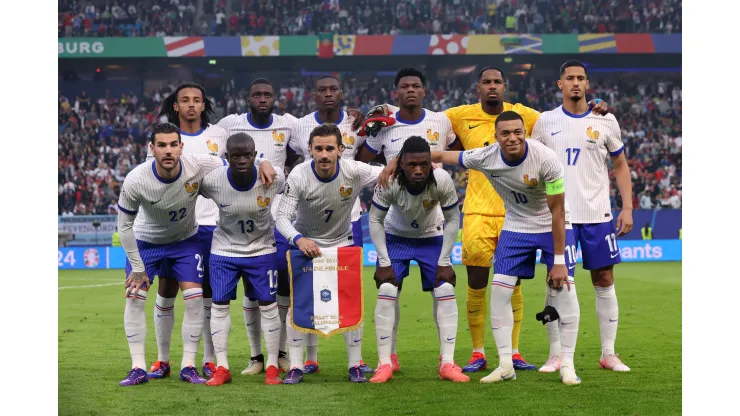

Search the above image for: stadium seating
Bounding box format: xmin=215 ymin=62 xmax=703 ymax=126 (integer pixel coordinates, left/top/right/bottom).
xmin=58 ymin=0 xmax=682 ymax=38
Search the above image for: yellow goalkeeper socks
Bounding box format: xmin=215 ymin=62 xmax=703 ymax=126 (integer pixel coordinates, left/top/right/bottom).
xmin=467 ymin=286 xmax=487 ymax=353
xmin=511 ymin=284 xmax=524 ymax=353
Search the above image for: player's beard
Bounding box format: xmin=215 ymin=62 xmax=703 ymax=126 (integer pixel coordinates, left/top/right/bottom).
xmin=484 ymin=98 xmax=501 ymax=108
xmin=250 ymin=104 xmax=273 ymax=123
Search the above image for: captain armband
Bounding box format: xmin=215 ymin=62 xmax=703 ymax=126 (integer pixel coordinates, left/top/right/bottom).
xmin=545 ymin=178 xmax=564 ymax=195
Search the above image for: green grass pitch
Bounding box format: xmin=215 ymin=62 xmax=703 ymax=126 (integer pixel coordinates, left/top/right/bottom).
xmin=59 ymin=263 xmax=681 ymax=416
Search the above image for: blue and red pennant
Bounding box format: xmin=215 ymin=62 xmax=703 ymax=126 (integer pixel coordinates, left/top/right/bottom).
xmin=287 ymin=246 xmax=364 ymax=338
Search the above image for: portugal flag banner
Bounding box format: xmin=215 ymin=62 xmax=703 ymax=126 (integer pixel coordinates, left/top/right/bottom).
xmin=287 ymin=246 xmax=363 ymax=338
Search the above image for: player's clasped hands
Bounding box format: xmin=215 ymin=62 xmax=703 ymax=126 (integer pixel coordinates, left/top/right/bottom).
xmin=125 ymin=270 xmax=150 ymax=297
xmin=296 ymin=238 xmax=322 ymax=258
xmin=547 ymin=264 xmax=570 ymax=291
xmin=435 ymin=265 xmax=457 ymax=287
xmin=373 ymin=265 xmax=396 ymax=288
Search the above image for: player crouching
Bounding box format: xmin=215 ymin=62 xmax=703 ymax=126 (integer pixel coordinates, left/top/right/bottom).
xmin=368 ymin=137 xmax=468 ymax=383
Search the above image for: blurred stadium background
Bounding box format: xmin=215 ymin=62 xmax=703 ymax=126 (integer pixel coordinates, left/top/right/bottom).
xmin=58 ymin=1 xmax=681 ymax=414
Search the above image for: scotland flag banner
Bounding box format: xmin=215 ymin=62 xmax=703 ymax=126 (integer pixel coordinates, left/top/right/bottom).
xmin=287 ymin=246 xmax=364 ymax=338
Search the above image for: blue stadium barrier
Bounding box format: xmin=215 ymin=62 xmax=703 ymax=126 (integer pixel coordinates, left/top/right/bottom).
xmin=58 ymin=240 xmax=682 ymax=270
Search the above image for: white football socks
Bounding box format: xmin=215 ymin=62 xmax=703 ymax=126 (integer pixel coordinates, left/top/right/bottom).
xmin=306 ymin=334 xmax=319 ymax=362
xmin=243 ymin=297 xmax=262 ymax=358
xmin=434 ymin=283 xmax=458 ymax=365
xmin=595 ymin=284 xmax=618 ymax=357
xmin=375 ymin=283 xmax=398 ymax=366
xmin=202 ymin=298 xmax=214 ymax=365
xmin=153 ymin=294 xmax=175 ymax=363
xmin=210 ymin=303 xmax=231 ymax=369
xmin=181 ymin=288 xmax=204 ymax=369
xmin=549 ymin=278 xmax=580 ymax=369
xmin=546 ymin=320 xmax=562 ymax=356
xmin=260 ymin=303 xmax=281 ymax=369
xmin=391 ymin=290 xmax=401 ymax=355
xmin=490 ymin=274 xmax=517 ymax=369
xmin=125 ymin=290 xmax=148 ymax=369
xmin=277 ymin=295 xmax=290 ymax=353
xmin=344 ymin=327 xmax=363 ymax=368
xmin=285 ymin=309 xmax=305 ymax=370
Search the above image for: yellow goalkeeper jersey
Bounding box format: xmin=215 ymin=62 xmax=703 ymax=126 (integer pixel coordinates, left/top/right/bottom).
xmin=445 ymin=102 xmax=540 ymax=217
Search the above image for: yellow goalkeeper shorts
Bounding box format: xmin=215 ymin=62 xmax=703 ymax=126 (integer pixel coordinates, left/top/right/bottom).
xmin=461 ymin=215 xmax=505 ymax=268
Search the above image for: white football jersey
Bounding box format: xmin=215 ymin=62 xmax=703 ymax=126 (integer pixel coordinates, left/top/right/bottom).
xmin=276 ymin=159 xmax=383 ymax=248
xmin=118 ymin=154 xmax=227 ymax=244
xmin=200 ymin=166 xmax=285 ymax=257
xmin=217 ymin=113 xmax=295 ymax=170
xmin=365 ymin=109 xmax=457 ymax=160
xmin=531 ymin=106 xmax=624 ymax=224
xmin=460 ymin=140 xmax=572 ymax=234
xmin=371 ymin=169 xmax=459 ymax=238
xmin=145 ymin=124 xmax=229 ymax=226
xmin=290 ymin=111 xmax=366 ymax=221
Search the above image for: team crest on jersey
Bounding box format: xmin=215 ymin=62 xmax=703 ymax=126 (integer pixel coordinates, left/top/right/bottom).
xmin=339 ymin=186 xmax=353 ymax=201
xmin=523 ymin=174 xmax=538 ymax=188
xmin=206 ymin=140 xmax=219 ymax=156
xmin=272 ymin=130 xmax=286 ymax=146
xmin=257 ymin=195 xmax=271 ymax=210
xmin=586 ymin=127 xmax=600 ymax=144
xmin=342 ymin=132 xmax=355 ymax=147
xmin=185 ymin=182 xmax=199 ymax=194
xmin=423 ymin=199 xmax=438 ymax=210
xmin=426 ymin=129 xmax=440 ymax=146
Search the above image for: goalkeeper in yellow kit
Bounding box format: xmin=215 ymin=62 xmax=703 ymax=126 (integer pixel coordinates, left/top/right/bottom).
xmin=444 ymin=67 xmax=608 ymax=372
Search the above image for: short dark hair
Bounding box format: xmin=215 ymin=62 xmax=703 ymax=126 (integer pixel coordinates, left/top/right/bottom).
xmin=559 ymin=60 xmax=588 ymax=77
xmin=317 ymin=74 xmax=339 ymax=83
xmin=494 ymin=111 xmax=524 ymax=129
xmin=226 ymin=132 xmax=255 ymax=149
xmin=395 ymin=67 xmax=426 ymax=87
xmin=395 ymin=136 xmax=436 ymax=188
xmin=308 ymin=123 xmax=343 ymax=147
xmin=150 ymin=122 xmax=181 ymax=144
xmin=478 ymin=66 xmax=506 ymax=82
xmin=249 ymin=78 xmax=273 ymax=93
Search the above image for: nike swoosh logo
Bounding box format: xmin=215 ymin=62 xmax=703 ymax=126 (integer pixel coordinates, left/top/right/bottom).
xmin=246 ymin=323 xmax=254 ymax=326
xmin=561 ymin=322 xmax=571 ymax=326
xmin=492 ymin=326 xmax=502 ymax=330
xmin=609 ymin=318 xmax=618 ymax=322
xmin=551 ymin=131 xmax=562 ymax=136
xmin=270 ymin=290 xmax=277 ymax=295
xmin=151 ymin=199 xmax=163 ymax=205
xmin=190 ymin=334 xmax=200 ymax=338
xmin=380 ymin=336 xmax=390 ymax=340
xmin=211 ymin=330 xmax=222 ymax=336
xmin=446 ymin=337 xmax=456 ymax=341
xmin=126 ymin=334 xmax=138 ymax=338
xmin=220 ymin=204 xmax=231 ymax=208
xmin=306 ymin=197 xmax=318 ymax=201
xmin=468 ymin=310 xmax=480 ymax=314
xmin=269 ymin=328 xmax=279 ymax=332
xmin=390 ymin=138 xmax=403 ymax=143
xmin=512 ymin=308 xmax=522 ymax=313
xmin=610 ymin=252 xmax=620 ymax=258
xmin=292 ymin=338 xmax=303 ymax=342
xmin=198 ymin=273 xmax=204 ymax=278
xmin=468 ymin=124 xmax=482 ymax=129
xmin=156 ymin=314 xmax=170 ymax=318
xmin=490 ymin=175 xmax=501 ymax=178
xmin=353 ymin=339 xmax=362 ymax=343
xmin=568 ymin=264 xmax=576 ymax=270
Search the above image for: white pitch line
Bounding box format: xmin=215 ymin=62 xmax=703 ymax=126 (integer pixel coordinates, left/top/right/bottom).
xmin=58 ymin=283 xmax=121 ymax=290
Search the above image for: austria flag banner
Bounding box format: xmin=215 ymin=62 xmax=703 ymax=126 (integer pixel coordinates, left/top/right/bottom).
xmin=287 ymin=246 xmax=364 ymax=338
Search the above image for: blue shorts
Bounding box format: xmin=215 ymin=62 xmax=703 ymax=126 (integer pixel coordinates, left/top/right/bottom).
xmin=494 ymin=230 xmax=577 ymax=279
xmin=124 ymin=233 xmax=204 ymax=285
xmin=274 ymin=229 xmax=289 ymax=272
xmin=352 ymin=219 xmax=364 ymax=248
xmin=378 ymin=234 xmax=444 ymax=292
xmin=209 ymin=253 xmax=278 ymax=302
xmin=159 ymin=226 xmax=215 ymax=285
xmin=573 ymin=222 xmax=622 ymax=270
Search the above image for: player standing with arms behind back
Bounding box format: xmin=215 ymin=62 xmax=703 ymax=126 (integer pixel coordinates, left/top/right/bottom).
xmin=367 ymin=137 xmax=467 ymax=384
xmin=531 ymin=60 xmax=633 ymax=373
xmin=147 ymin=84 xmax=229 ymax=381
xmin=431 ymin=111 xmax=582 ymax=385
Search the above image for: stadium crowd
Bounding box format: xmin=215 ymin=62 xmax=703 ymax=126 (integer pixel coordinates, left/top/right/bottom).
xmin=58 ymin=72 xmax=681 ymax=216
xmin=58 ymin=0 xmax=682 ymax=38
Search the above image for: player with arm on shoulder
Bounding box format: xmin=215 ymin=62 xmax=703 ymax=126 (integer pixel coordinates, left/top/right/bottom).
xmin=367 ymin=137 xmax=468 ymax=383
xmin=432 ymin=111 xmax=582 ymax=386
xmin=276 ymin=123 xmax=384 ymax=384
xmin=198 ymin=133 xmax=286 ymax=386
xmin=217 ymin=78 xmax=300 ymax=375
xmin=117 ymin=123 xmax=275 ymax=387
xmin=146 ymin=83 xmax=230 ymax=381
xmin=288 ymin=75 xmax=374 ymax=374
xmin=531 ymin=60 xmax=633 ymax=373
xmin=355 ymin=68 xmax=457 ymax=371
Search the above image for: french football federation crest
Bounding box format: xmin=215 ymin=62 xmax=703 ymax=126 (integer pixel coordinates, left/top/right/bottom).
xmin=342 ymin=132 xmax=355 ymax=146
xmin=257 ymin=195 xmax=271 ymax=208
xmin=586 ymin=127 xmax=600 ymax=144
xmin=320 ymin=289 xmax=332 ymax=303
xmin=339 ymin=186 xmax=353 ymax=200
xmin=423 ymin=199 xmax=438 ymax=210
xmin=523 ymin=174 xmax=538 ymax=188
xmin=206 ymin=140 xmax=219 ymax=155
xmin=272 ymin=130 xmax=285 ymax=146
xmin=185 ymin=182 xmax=199 ymax=194
xmin=426 ymin=129 xmax=440 ymax=145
